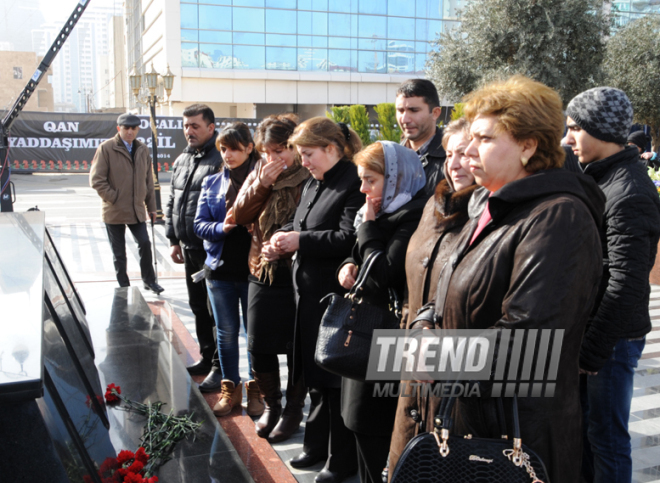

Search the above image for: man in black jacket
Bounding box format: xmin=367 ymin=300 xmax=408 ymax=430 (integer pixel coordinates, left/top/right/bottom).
xmin=565 ymin=87 xmax=660 ymax=483
xmin=395 ymin=79 xmax=446 ymax=198
xmin=165 ymin=104 xmax=222 ymax=385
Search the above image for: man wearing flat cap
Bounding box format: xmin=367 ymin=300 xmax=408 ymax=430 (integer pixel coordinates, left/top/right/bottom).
xmin=90 ymin=113 xmax=165 ymax=294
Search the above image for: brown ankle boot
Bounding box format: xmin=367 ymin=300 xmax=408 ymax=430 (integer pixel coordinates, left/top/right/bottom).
xmin=212 ymin=380 xmax=243 ymax=417
xmin=253 ymin=371 xmax=282 ymax=438
xmin=245 ymin=380 xmax=265 ymax=417
xmin=268 ymin=375 xmax=307 ymax=443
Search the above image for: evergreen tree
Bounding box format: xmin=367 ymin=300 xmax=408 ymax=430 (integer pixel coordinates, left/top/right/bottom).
xmin=349 ymin=104 xmax=372 ymax=146
xmin=604 ymin=16 xmax=660 ymax=149
xmin=374 ymin=103 xmax=402 ymax=142
xmin=326 ymin=106 xmax=350 ymax=124
xmin=426 ymin=0 xmax=609 ymax=105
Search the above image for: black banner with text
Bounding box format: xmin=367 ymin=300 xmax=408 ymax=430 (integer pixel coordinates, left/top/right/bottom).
xmin=8 ymin=112 xmax=260 ymax=173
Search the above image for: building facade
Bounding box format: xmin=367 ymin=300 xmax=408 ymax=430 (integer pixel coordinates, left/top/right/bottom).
xmin=126 ymin=0 xmax=458 ymax=119
xmin=0 ymin=51 xmax=54 ymax=114
xmin=32 ymin=1 xmax=124 ymax=113
xmin=612 ymin=0 xmax=660 ymax=26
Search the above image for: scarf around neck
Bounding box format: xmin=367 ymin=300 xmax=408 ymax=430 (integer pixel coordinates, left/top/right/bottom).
xmin=258 ymin=161 xmax=309 ymax=283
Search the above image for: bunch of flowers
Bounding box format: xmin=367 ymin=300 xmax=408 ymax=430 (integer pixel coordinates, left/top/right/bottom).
xmin=84 ymin=448 xmax=157 ymax=483
xmin=102 ymin=383 xmax=202 ymax=478
xmin=647 ymin=168 xmax=660 ymax=197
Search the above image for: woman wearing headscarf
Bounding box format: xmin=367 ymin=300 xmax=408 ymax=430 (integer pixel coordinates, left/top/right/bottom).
xmin=193 ymin=122 xmax=261 ymax=417
xmin=232 ymin=114 xmax=309 ymax=443
xmin=387 ymin=118 xmax=478 ymax=474
xmin=336 ymin=141 xmax=426 ymax=483
xmin=270 ymin=117 xmax=364 ymax=483
xmin=391 ymin=76 xmax=604 ymax=483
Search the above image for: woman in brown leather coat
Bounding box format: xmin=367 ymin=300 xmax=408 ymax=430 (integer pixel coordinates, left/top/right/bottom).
xmin=233 ymin=114 xmax=309 ymax=443
xmin=390 ymin=76 xmax=605 ymax=483
xmin=387 ymin=118 xmax=478 ymax=477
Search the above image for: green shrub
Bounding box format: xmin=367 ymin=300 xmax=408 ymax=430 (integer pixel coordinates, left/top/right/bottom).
xmin=349 ymin=104 xmax=372 ymax=146
xmin=374 ymin=103 xmax=402 ymax=142
xmin=326 ymin=106 xmax=350 ymax=124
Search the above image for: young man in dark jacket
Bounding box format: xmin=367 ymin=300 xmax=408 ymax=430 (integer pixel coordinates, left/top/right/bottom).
xmin=565 ymin=87 xmax=660 ymax=483
xmin=165 ymin=104 xmax=222 ymax=387
xmin=395 ymin=79 xmax=446 ymax=198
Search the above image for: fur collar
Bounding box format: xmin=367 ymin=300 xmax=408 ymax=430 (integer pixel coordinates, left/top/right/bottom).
xmin=434 ymin=180 xmax=478 ymax=227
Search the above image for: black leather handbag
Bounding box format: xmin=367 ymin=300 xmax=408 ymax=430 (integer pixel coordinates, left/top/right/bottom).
xmin=390 ymin=394 xmax=550 ymax=483
xmin=314 ymin=250 xmax=401 ymax=381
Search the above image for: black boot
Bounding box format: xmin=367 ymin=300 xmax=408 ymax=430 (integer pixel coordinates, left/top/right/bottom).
xmin=268 ymin=374 xmax=306 ymax=443
xmin=253 ymin=371 xmax=282 ymax=438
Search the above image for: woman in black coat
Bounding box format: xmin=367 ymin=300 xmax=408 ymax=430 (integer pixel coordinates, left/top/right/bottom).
xmin=270 ymin=117 xmax=364 ymax=483
xmin=337 ymin=141 xmax=426 ymax=483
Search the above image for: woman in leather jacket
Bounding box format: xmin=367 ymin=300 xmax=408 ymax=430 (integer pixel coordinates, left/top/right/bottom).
xmin=387 ymin=118 xmax=478 ymax=476
xmin=391 ymin=76 xmax=605 ymax=483
xmin=232 ymin=114 xmax=310 ymax=443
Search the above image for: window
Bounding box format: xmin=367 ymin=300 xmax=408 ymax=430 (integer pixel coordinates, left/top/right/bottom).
xmin=234 ymin=45 xmax=265 ymax=69
xmin=199 ymin=6 xmax=231 ymax=30
xmin=266 ymin=46 xmax=297 ymax=70
xmin=13 ymin=67 xmax=23 ymax=79
xmin=180 ymin=4 xmax=198 ymax=29
xmin=266 ymin=9 xmax=296 ymax=34
xmin=179 ymin=1 xmax=447 ymax=73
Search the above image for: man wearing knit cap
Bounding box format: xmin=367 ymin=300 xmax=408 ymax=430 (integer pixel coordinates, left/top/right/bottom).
xmin=565 ymin=87 xmax=660 ymax=483
xmin=626 ymin=131 xmax=659 ymax=169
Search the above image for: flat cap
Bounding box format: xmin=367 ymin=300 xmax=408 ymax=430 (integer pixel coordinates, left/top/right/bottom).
xmin=117 ymin=113 xmax=141 ymax=127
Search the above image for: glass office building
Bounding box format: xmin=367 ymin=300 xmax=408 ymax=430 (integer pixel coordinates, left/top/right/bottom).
xmin=612 ymin=0 xmax=660 ymax=27
xmin=179 ymin=0 xmax=461 ymax=74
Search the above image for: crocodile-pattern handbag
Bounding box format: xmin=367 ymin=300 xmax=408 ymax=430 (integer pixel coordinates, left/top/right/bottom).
xmin=314 ymin=250 xmax=400 ymax=381
xmin=390 ymin=395 xmax=549 ymax=483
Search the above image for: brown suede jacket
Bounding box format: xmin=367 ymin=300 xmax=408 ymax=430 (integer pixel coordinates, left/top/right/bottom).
xmin=233 ymin=159 xmax=306 ymax=280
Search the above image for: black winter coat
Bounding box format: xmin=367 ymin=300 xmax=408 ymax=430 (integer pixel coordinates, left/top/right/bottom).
xmin=580 ymin=146 xmax=660 ymax=372
xmin=282 ymin=160 xmax=365 ymax=388
xmin=339 ymin=193 xmax=426 ymax=436
xmin=402 ymin=127 xmax=446 ymax=199
xmin=432 ymin=169 xmax=605 ymax=483
xmin=165 ymin=132 xmax=222 ymax=249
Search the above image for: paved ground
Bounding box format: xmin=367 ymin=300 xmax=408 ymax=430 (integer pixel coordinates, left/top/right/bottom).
xmin=10 ymin=172 xmax=660 ymax=482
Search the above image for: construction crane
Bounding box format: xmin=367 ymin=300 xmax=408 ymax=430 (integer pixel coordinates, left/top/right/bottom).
xmin=0 ymin=0 xmax=92 ymax=212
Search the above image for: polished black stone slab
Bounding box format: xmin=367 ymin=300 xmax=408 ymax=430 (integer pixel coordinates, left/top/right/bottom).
xmin=82 ymin=286 xmax=253 ymax=483
xmin=0 ymin=212 xmax=45 ymax=402
xmin=44 ymin=228 xmax=93 ymax=357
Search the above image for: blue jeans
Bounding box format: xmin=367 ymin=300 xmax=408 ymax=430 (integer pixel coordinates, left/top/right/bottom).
xmin=206 ymin=279 xmax=251 ymax=385
xmin=581 ymin=337 xmax=645 ymax=483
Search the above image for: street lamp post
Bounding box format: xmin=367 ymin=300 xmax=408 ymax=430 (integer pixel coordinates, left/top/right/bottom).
xmin=128 ymin=63 xmax=175 ymax=223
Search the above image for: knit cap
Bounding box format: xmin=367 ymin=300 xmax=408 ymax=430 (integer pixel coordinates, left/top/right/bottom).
xmin=627 ymin=130 xmax=648 ymax=152
xmin=566 ymin=87 xmax=633 ymax=145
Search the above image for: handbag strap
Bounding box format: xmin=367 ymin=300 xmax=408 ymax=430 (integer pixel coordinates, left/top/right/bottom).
xmin=435 ymin=391 xmax=521 ymax=441
xmin=348 ymin=250 xmax=383 ymax=300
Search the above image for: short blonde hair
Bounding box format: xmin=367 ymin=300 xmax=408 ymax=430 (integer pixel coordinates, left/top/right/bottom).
xmin=289 ymin=117 xmax=362 ymax=161
xmin=353 ymin=142 xmax=384 ymax=175
xmin=441 ymin=118 xmax=470 ymax=149
xmin=463 ymin=75 xmax=565 ymax=172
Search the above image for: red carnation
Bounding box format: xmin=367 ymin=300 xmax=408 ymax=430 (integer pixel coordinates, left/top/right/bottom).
xmin=104 ymin=383 xmax=122 ymax=405
xmin=134 ymin=447 xmax=149 ymax=464
xmin=123 ymin=472 xmax=144 ymax=483
xmin=145 ymin=477 xmax=159 ymax=483
xmin=99 ymin=457 xmax=118 ymax=474
xmin=127 ymin=460 xmax=144 ymax=474
xmin=116 ymin=449 xmax=135 ymax=465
